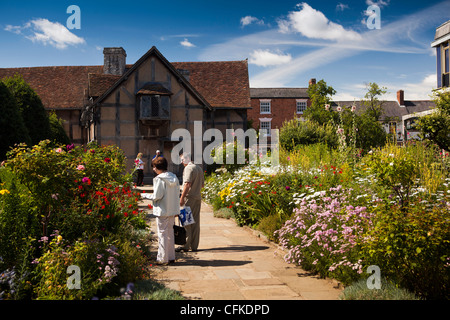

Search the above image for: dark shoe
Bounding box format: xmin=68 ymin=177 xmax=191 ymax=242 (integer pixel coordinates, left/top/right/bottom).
xmin=169 ymin=260 xmax=175 ymax=264
xmin=175 ymin=247 xmax=187 ymax=252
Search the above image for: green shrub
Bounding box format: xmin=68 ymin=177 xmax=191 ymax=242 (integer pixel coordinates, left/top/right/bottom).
xmin=279 ymin=119 xmax=338 ymax=152
xmin=339 ymin=278 xmax=420 ymax=300
xmin=362 ymin=199 xmax=450 ymax=300
xmin=0 ymin=140 xmax=150 ymax=300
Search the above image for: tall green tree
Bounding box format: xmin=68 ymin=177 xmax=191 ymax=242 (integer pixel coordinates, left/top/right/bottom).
xmin=361 ymin=82 xmax=387 ymax=122
xmin=2 ymin=74 xmax=52 ymax=146
xmin=0 ymin=82 xmax=31 ymax=160
xmin=305 ymin=79 xmax=337 ymax=125
xmin=416 ymin=89 xmax=450 ymax=151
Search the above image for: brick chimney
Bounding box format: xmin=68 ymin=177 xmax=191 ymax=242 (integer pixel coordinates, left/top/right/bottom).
xmin=309 ymin=78 xmax=316 ymax=86
xmin=103 ymin=47 xmax=127 ymax=76
xmin=397 ymin=90 xmax=404 ymax=106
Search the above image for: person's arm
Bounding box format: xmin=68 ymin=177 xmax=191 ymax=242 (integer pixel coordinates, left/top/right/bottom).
xmin=149 ymin=178 xmax=164 ymax=201
xmin=180 ymin=182 xmax=191 ymax=206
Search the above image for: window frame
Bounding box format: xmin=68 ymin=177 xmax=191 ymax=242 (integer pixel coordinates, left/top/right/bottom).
xmin=259 ymin=99 xmax=271 ymax=114
xmin=296 ymin=99 xmax=307 ymax=114
xmin=259 ymin=119 xmax=272 ymax=136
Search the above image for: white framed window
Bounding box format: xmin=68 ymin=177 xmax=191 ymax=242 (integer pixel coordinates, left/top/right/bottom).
xmin=296 ymin=99 xmax=307 ymax=114
xmin=259 ymin=119 xmax=272 ymax=136
xmin=260 ymin=99 xmax=271 ymax=114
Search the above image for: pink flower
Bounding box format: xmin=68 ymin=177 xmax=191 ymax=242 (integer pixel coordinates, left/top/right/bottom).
xmin=55 ymin=148 xmax=62 ymax=153
xmin=104 ymin=158 xmax=111 ymax=163
xmin=82 ymin=177 xmax=91 ymax=184
xmin=77 ymin=165 xmax=85 ymax=171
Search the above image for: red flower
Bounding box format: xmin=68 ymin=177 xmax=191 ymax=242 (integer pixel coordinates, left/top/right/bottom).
xmin=104 ymin=158 xmax=111 ymax=163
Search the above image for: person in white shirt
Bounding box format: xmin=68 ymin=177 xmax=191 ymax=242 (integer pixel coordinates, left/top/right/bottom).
xmin=148 ymin=157 xmax=180 ymax=265
xmin=135 ymin=153 xmax=145 ymax=186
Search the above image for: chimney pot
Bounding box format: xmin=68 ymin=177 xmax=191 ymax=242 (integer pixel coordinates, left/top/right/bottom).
xmin=397 ymin=90 xmax=404 ymax=106
xmin=103 ymin=47 xmax=127 ymax=76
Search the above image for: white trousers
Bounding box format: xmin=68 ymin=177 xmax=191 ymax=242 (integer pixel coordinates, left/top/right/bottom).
xmin=156 ymin=215 xmax=175 ymax=263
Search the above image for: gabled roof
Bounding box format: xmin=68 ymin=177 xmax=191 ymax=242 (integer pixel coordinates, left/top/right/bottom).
xmin=250 ymin=88 xmax=309 ymax=99
xmin=93 ymin=46 xmax=211 ymax=110
xmin=0 ymin=46 xmax=251 ymax=111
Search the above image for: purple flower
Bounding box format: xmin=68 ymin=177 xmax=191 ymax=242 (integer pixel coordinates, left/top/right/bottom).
xmin=285 ymin=186 xmax=290 ymax=191
xmin=66 ymin=144 xmax=74 ymax=151
xmin=82 ymin=177 xmax=90 ymax=184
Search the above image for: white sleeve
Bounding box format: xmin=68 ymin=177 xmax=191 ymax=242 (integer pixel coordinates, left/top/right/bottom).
xmin=149 ymin=178 xmax=165 ymax=201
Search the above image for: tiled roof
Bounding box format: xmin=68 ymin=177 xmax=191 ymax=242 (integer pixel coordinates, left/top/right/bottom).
xmin=136 ymin=83 xmax=172 ymax=95
xmin=250 ymin=88 xmax=309 ymax=99
xmin=0 ymin=59 xmax=251 ymax=110
xmin=88 ymin=73 xmax=121 ymax=98
xmin=172 ymin=60 xmax=251 ymax=109
xmin=331 ymin=100 xmax=435 ymax=120
xmin=0 ymin=65 xmax=102 ymax=109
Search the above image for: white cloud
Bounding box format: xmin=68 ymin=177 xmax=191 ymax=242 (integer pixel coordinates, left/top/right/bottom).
xmin=365 ymin=0 xmax=390 ymax=8
xmin=399 ymin=74 xmax=436 ymax=100
xmin=278 ymin=3 xmax=361 ymax=41
xmin=5 ymin=18 xmax=85 ymax=49
xmin=240 ymin=16 xmax=264 ymax=27
xmin=249 ymin=49 xmax=292 ymax=67
xmin=180 ymin=38 xmax=196 ymax=48
xmin=336 ymin=3 xmax=349 ymax=11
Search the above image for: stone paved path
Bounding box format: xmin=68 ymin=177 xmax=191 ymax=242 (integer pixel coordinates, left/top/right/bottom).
xmin=138 ymin=186 xmax=343 ymax=300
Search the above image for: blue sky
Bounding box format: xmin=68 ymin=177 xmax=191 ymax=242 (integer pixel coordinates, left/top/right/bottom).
xmin=0 ymin=0 xmax=449 ymax=100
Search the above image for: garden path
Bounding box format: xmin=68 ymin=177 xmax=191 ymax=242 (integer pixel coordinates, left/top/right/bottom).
xmin=137 ymin=186 xmax=343 ymax=300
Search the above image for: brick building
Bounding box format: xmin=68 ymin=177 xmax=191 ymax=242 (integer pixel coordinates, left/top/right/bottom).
xmin=248 ymin=79 xmax=314 ymax=134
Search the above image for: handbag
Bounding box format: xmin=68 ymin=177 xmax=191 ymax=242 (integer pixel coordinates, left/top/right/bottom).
xmin=173 ymin=218 xmax=186 ymax=245
xmin=179 ymin=206 xmax=195 ymax=226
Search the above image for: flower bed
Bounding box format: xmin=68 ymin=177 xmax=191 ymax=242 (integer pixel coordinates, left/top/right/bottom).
xmin=0 ymin=140 xmax=151 ymax=299
xmin=204 ymin=142 xmax=450 ymax=299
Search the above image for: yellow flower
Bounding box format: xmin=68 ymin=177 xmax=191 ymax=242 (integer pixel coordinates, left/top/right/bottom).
xmin=0 ymin=189 xmax=10 ymax=195
xmin=57 ymin=235 xmax=63 ymax=242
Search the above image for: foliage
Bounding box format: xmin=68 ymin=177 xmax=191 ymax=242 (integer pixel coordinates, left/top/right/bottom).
xmin=0 ymin=140 xmax=152 ymax=300
xmin=304 ymin=79 xmax=337 ymax=125
xmin=203 ymin=137 xmax=450 ymax=298
xmin=362 ymin=199 xmax=450 ymax=299
xmin=2 ymin=74 xmax=52 ymax=146
xmin=0 ymin=82 xmax=31 ymax=160
xmin=360 ymin=82 xmax=387 ymax=122
xmin=416 ymin=88 xmax=450 ymax=151
xmin=280 ymin=119 xmax=338 ymax=152
xmin=48 ymin=111 xmax=71 ymax=146
xmin=364 ymin=141 xmax=448 ymax=208
xmin=339 ymin=278 xmax=420 ymax=300
xmin=276 ymin=186 xmax=373 ymax=285
xmin=210 ymin=139 xmax=250 ymax=173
